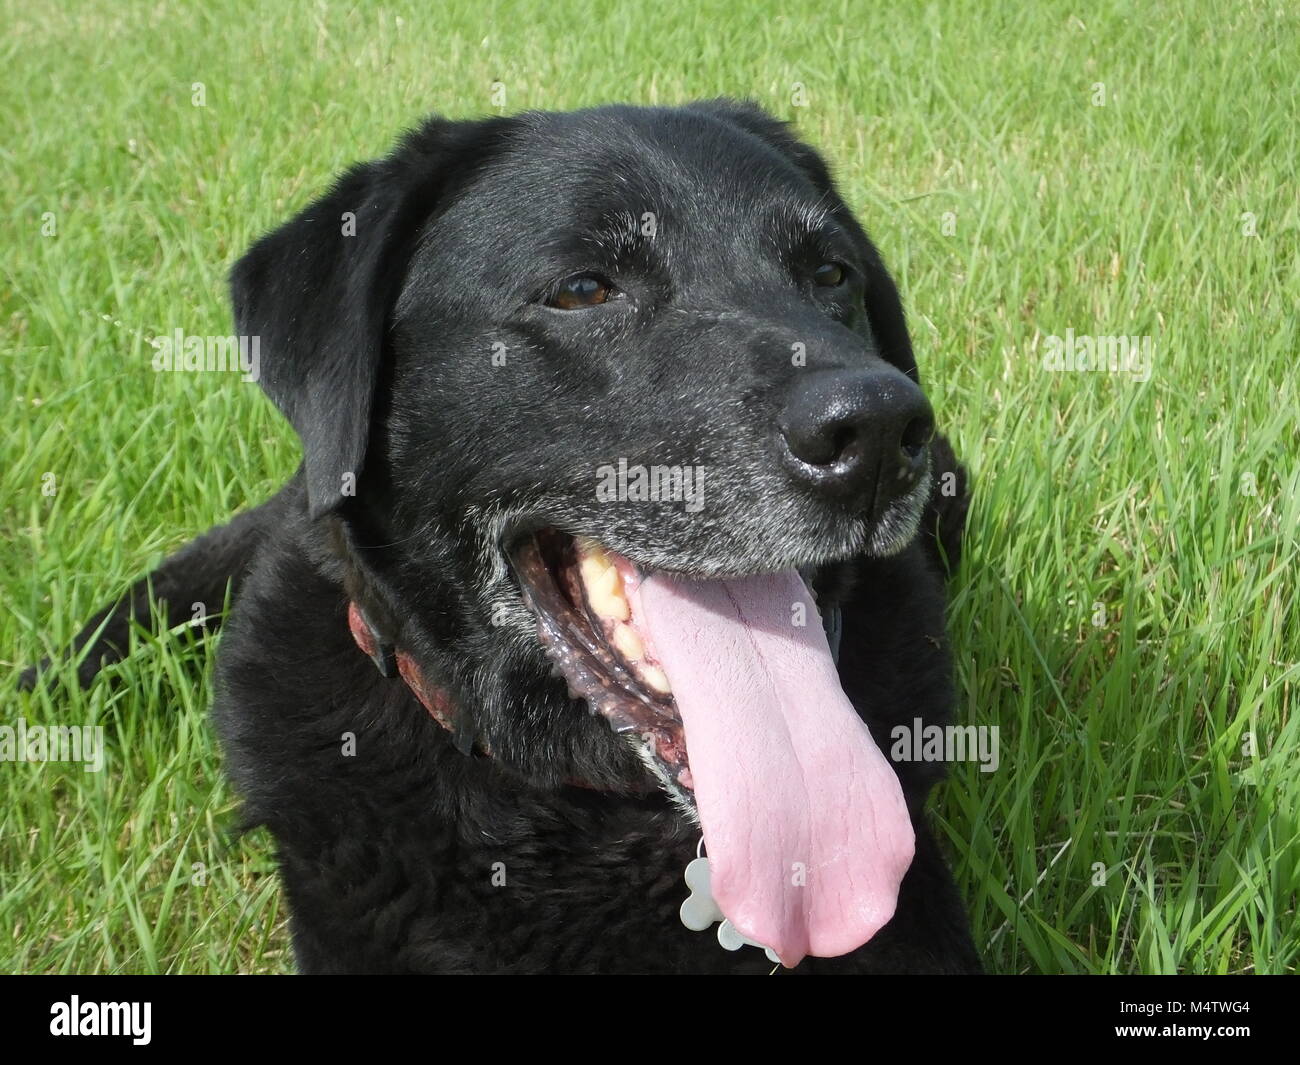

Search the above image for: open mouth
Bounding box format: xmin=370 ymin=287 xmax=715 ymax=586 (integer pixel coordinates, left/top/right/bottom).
xmin=510 ymin=531 xmax=694 ymax=804
xmin=509 ymin=528 xmax=917 ymax=967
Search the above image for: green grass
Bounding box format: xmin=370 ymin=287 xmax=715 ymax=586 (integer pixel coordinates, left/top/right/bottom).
xmin=2 ymin=0 xmax=1296 ymax=974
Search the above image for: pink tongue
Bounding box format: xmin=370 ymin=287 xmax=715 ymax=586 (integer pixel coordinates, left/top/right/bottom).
xmin=632 ymin=569 xmax=914 ymax=967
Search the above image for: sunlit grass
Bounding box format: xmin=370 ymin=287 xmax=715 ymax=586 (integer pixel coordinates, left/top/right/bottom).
xmin=1 ymin=0 xmax=1296 ymax=973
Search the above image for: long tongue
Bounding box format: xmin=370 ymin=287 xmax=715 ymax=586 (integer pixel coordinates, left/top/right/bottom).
xmin=632 ymin=569 xmax=914 ymax=967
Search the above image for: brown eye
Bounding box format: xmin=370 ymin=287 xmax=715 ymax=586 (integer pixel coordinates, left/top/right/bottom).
xmin=813 ymin=262 xmax=846 ymax=287
xmin=547 ymin=274 xmax=616 ymax=310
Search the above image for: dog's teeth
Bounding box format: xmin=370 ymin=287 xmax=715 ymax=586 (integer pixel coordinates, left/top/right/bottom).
xmin=611 ymin=622 xmax=644 ymax=663
xmin=577 ymin=554 xmax=607 ymax=587
xmin=641 ymin=665 xmax=672 ymax=694
xmin=582 ymin=558 xmax=630 ymax=622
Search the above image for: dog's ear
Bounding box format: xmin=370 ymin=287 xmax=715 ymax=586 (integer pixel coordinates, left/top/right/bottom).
xmin=688 ymin=99 xmax=920 ymax=384
xmin=230 ymin=117 xmax=512 ymax=518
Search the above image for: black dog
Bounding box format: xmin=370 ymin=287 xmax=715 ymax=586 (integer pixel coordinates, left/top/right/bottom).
xmin=31 ymin=100 xmax=981 ymax=973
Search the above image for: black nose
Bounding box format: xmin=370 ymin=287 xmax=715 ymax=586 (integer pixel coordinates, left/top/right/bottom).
xmin=778 ymin=366 xmax=934 ymax=509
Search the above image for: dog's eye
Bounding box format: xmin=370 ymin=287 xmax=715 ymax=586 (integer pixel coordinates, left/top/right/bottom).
xmin=546 ymin=274 xmax=617 ymax=310
xmin=813 ymin=262 xmax=847 ymax=287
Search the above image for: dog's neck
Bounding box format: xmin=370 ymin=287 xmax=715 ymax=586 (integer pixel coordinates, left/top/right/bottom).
xmin=325 ymin=513 xmax=479 ymax=749
xmin=346 ymin=600 xmax=463 ymax=736
xmin=346 ymin=598 xmax=618 ymax=793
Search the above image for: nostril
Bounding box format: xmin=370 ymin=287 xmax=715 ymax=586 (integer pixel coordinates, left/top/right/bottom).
xmin=782 ymin=420 xmax=860 ymax=468
xmin=827 ymin=425 xmax=859 ymax=466
xmin=899 ymin=416 xmax=931 ymax=461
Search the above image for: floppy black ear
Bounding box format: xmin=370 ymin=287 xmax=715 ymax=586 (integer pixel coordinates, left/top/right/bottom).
xmin=230 ymin=116 xmax=514 ymax=518
xmin=687 ymin=99 xmax=921 ymax=384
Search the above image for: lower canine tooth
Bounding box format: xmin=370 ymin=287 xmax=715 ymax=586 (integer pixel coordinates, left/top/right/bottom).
xmin=611 ymin=622 xmax=644 ymax=663
xmin=578 ymin=555 xmax=610 ymax=590
xmin=641 ymin=665 xmax=672 ymax=694
xmin=586 ymin=563 xmax=630 ymax=621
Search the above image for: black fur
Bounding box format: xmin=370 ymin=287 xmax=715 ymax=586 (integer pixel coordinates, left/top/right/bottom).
xmin=32 ymin=100 xmax=981 ymax=973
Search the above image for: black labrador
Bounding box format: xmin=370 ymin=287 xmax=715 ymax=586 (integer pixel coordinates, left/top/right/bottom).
xmin=29 ymin=100 xmax=981 ymax=973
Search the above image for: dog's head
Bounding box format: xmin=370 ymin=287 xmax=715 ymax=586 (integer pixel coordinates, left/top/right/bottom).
xmin=233 ymin=101 xmax=936 ymax=963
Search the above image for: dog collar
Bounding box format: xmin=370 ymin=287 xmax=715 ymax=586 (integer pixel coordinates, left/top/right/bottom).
xmin=346 ymin=601 xmax=469 ymax=746
xmin=346 ymin=601 xmax=620 ymax=792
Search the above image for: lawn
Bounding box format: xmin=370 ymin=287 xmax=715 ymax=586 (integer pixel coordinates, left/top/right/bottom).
xmin=1 ymin=0 xmax=1296 ymax=974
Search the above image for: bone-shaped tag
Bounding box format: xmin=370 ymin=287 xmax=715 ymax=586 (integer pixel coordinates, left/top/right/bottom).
xmin=717 ymin=918 xmax=782 ymax=964
xmin=679 ymin=856 xmax=724 ymax=930
xmin=679 ymin=854 xmax=781 ymax=964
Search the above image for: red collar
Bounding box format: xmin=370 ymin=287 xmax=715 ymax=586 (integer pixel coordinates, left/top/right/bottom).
xmin=347 ymin=602 xmax=466 ymax=740
xmin=347 ymin=601 xmax=613 ymax=791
